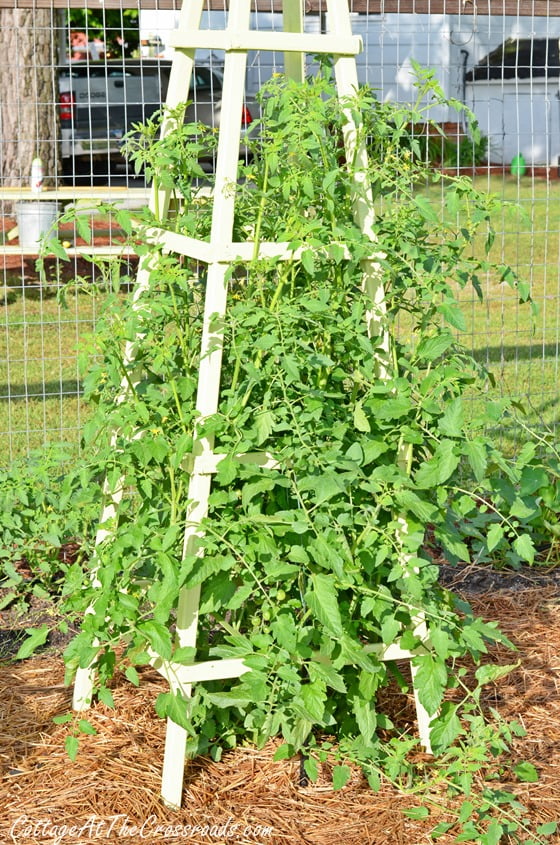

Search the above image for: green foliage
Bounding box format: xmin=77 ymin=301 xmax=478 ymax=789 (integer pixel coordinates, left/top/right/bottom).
xmin=0 ymin=445 xmax=100 ymax=623
xmin=66 ymin=9 xmax=140 ymax=56
xmin=401 ymin=123 xmax=488 ymax=169
xmin=33 ymin=67 xmax=559 ymax=842
xmin=453 ymin=425 xmax=560 ymax=568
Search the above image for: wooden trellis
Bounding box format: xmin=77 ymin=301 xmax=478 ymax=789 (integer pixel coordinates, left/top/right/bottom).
xmin=73 ymin=0 xmax=434 ymax=810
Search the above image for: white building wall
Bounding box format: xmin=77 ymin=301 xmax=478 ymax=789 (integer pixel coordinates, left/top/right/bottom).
xmin=455 ymin=15 xmax=560 ymax=165
xmin=139 ymin=11 xmax=560 ymax=165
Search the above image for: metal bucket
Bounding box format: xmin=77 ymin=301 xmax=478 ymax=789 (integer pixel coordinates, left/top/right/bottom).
xmin=15 ymin=201 xmax=60 ymax=249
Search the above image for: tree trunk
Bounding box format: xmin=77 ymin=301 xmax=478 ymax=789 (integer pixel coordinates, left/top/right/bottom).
xmin=0 ymin=9 xmax=60 ymax=187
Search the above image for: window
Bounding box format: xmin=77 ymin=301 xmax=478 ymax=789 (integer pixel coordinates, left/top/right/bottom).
xmin=465 ymin=38 xmax=560 ymax=81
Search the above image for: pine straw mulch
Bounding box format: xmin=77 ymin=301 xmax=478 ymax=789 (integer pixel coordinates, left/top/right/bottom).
xmin=1 ymin=585 xmax=559 ymax=845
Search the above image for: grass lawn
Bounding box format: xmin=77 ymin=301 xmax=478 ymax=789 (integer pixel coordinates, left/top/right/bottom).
xmin=0 ymin=279 xmax=103 ymax=460
xmin=460 ymin=175 xmax=559 ymax=435
xmin=0 ymin=174 xmax=558 ymax=462
xmin=408 ymin=174 xmax=560 ymax=440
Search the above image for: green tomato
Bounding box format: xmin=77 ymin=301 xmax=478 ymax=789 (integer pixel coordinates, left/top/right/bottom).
xmin=276 ymin=589 xmax=287 ymax=602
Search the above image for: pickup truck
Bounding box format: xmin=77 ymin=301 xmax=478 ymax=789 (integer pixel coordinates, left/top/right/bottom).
xmin=58 ymin=59 xmax=255 ymax=182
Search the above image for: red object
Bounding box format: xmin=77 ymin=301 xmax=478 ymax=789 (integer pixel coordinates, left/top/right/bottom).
xmin=59 ymin=91 xmax=76 ymax=123
xmin=241 ymin=104 xmax=253 ymax=128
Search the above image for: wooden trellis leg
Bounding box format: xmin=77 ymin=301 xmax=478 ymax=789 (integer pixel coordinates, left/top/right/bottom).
xmin=160 ymin=0 xmax=253 ymax=809
xmin=327 ymin=0 xmax=433 ymax=751
xmin=72 ymin=0 xmax=207 ymax=712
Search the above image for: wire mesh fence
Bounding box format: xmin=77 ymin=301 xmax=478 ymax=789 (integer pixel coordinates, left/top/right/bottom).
xmin=0 ymin=0 xmax=558 ymax=462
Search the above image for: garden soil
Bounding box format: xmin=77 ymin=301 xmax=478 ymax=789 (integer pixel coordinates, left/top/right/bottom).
xmin=1 ymin=573 xmax=559 ymax=844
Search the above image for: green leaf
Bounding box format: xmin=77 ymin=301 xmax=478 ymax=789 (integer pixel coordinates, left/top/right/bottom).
xmin=78 ymin=718 xmax=97 ymax=735
xmin=270 ymin=613 xmax=298 ymax=652
xmin=301 ymin=175 xmax=314 ymax=200
xmin=412 ymin=654 xmax=447 ymax=716
xmin=313 ymin=473 xmax=345 ymax=506
xmin=484 ymin=820 xmax=504 ymax=845
xmin=428 ymin=627 xmax=451 ymax=659
xmin=373 ymin=396 xmax=413 ymax=421
xmin=44 ymin=236 xmax=69 ymax=260
xmin=513 ymin=533 xmax=536 ymax=564
xmin=160 ymin=523 xmax=182 ymax=552
xmin=156 ymin=691 xmax=193 ymax=732
xmin=431 ymin=822 xmax=454 ymax=838
xmin=15 ymin=624 xmax=49 ymax=660
xmin=381 ymin=614 xmax=401 ymax=645
xmin=303 ymin=755 xmax=319 ymax=782
xmin=403 ymin=806 xmax=430 ymax=820
xmin=474 ymin=663 xmax=518 ymax=686
xmin=463 ymin=440 xmax=488 ymax=481
xmin=288 ymin=545 xmax=310 ymax=564
xmin=332 ymin=764 xmax=352 ymax=791
xmin=486 ymin=523 xmax=504 ymax=553
xmin=241 ymin=476 xmax=276 ymax=510
xmin=345 ymin=442 xmax=364 ymax=464
xmin=394 ymin=489 xmax=437 ymax=523
xmin=339 ymin=635 xmax=378 ymax=672
xmin=353 ymin=401 xmax=371 ymax=433
xmin=513 ymin=761 xmax=539 ymax=783
xmin=255 ymin=409 xmax=275 ymax=445
xmin=172 ymin=646 xmax=197 ymax=665
xmin=305 ymin=573 xmax=343 ymax=637
xmin=352 ymin=697 xmax=377 ymax=742
xmin=414 ymin=195 xmax=439 ymax=223
xmin=115 ymin=207 xmax=133 ymax=235
xmin=0 ymin=592 xmax=18 ymax=610
xmin=458 ymin=800 xmax=475 ymax=824
xmin=416 ymin=332 xmax=454 ymax=362
xmin=308 ymin=535 xmax=345 ymax=578
xmin=438 ymin=398 xmax=464 ymax=438
xmin=97 ymin=687 xmax=115 ymax=708
xmin=537 ymin=822 xmax=558 ymax=836
xmin=206 ymin=691 xmax=254 ymax=709
xmin=415 ymin=440 xmax=460 ymax=487
xmin=215 ymin=454 xmax=238 ymax=485
xmin=309 ymin=659 xmax=347 ymax=693
xmin=520 ymin=465 xmax=549 ymax=496
xmin=52 ymin=713 xmax=73 ymax=725
xmin=455 ymin=821 xmax=481 ymax=841
xmin=65 ymin=735 xmax=79 ymax=762
xmin=510 ymin=497 xmax=537 ymax=520
xmin=301 ymin=249 xmax=315 ymax=275
xmin=287 ymin=717 xmax=313 ymax=749
xmin=429 ymin=703 xmax=463 ymax=753
xmin=125 ymin=665 xmax=140 ymax=687
xmin=438 ymin=302 xmax=467 ymax=331
xmin=298 ymin=680 xmax=326 ymax=722
xmin=138 ymin=619 xmax=172 ymax=659
xmin=367 ymin=769 xmax=381 ymax=792
xmin=75 ymin=213 xmax=93 ymax=244
xmin=273 ymin=743 xmax=292 ymax=761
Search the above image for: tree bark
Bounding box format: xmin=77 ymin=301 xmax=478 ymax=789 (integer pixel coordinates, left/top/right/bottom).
xmin=0 ymin=8 xmax=60 ymax=187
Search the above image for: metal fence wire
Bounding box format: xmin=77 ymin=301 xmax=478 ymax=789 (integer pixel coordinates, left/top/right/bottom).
xmin=0 ymin=0 xmax=558 ymax=461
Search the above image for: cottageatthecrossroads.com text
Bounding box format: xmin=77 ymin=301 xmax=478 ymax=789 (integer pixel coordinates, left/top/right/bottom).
xmin=9 ymin=814 xmax=274 ymax=843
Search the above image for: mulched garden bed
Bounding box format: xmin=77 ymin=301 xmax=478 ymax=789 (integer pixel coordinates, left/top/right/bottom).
xmin=1 ymin=575 xmax=559 ymax=844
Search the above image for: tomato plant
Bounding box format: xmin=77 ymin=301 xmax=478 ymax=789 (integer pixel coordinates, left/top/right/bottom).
xmin=38 ymin=67 xmax=558 ymax=842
